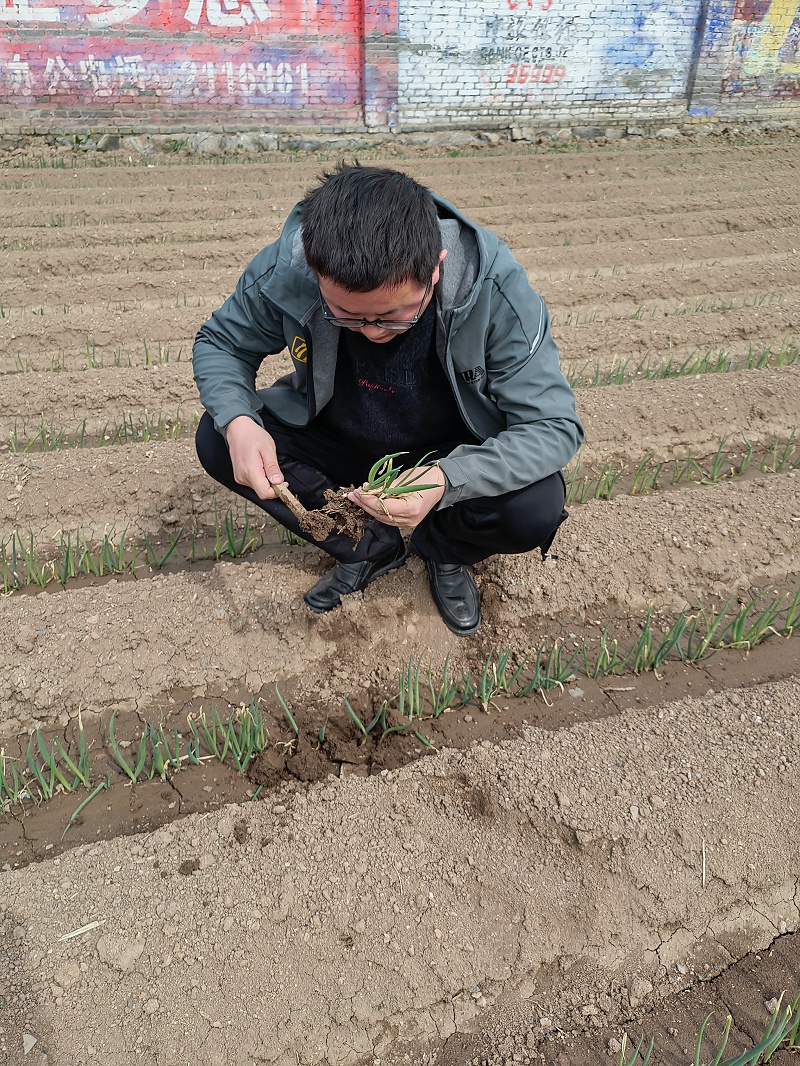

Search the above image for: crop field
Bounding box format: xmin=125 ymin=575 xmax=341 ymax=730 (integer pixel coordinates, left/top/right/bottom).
xmin=0 ymin=133 xmax=799 ymax=1066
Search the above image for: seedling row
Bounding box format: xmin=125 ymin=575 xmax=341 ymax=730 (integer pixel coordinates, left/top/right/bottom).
xmin=3 ymin=328 xmax=796 ymax=389
xmin=3 ymin=584 xmax=797 ymax=816
xmin=0 ymin=503 xmax=283 ymax=595
xmin=565 ymin=431 xmax=799 ymax=504
xmin=7 ymin=407 xmax=200 ymax=452
xmin=4 ymin=362 xmax=796 ymax=478
xmin=1 ymin=431 xmax=795 ymax=597
xmin=616 ymin=993 xmax=800 ymax=1066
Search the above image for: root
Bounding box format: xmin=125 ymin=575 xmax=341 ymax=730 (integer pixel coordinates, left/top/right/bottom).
xmin=273 ymin=482 xmax=311 ymax=524
xmin=273 ymin=482 xmax=373 ymax=545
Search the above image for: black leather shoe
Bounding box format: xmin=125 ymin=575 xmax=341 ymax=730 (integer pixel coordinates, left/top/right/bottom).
xmin=424 ymin=559 xmax=481 ymax=636
xmin=304 ymin=544 xmax=407 ymax=613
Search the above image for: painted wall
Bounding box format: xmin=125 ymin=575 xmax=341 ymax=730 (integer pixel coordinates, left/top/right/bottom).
xmin=691 ymin=0 xmax=800 ymax=114
xmin=0 ymin=0 xmax=398 ymax=127
xmin=730 ymin=0 xmax=800 ymax=95
xmin=0 ymin=0 xmax=798 ymax=132
xmin=399 ymin=1 xmax=701 ymax=125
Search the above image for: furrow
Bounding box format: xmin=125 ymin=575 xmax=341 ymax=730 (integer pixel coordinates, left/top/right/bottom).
xmin=3 ymin=255 xmax=796 ymax=366
xmin=2 ymin=216 xmax=284 ymax=252
xmin=2 ymin=368 xmax=797 ymax=557
xmin=483 ymin=470 xmax=799 ymax=635
xmin=3 ymin=136 xmax=797 ymax=189
xmin=536 ymin=250 xmax=799 ymax=301
xmin=3 ymin=287 xmax=797 ymax=373
xmin=0 ymin=362 xmax=204 ymax=443
xmin=4 ymin=219 xmax=799 ymax=284
xmin=513 ymin=224 xmax=800 ymax=271
xmin=550 ymin=286 xmax=800 ymax=328
xmin=0 ymin=471 xmax=796 ymax=735
xmin=3 ymin=189 xmax=797 ymax=235
xmin=575 ymin=367 xmax=800 ymax=468
xmin=553 ymin=304 xmax=800 ymax=366
xmin=1 ymin=437 xmax=244 ymax=545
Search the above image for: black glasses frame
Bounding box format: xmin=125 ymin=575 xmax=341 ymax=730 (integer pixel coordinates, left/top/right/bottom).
xmin=319 ymin=277 xmax=432 ymax=331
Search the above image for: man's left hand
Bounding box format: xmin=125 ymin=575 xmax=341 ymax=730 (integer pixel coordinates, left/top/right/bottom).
xmin=349 ymin=465 xmax=446 ymax=528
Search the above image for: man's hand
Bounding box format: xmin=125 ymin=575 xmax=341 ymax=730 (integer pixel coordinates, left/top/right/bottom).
xmin=349 ymin=464 xmax=446 ymax=528
xmin=225 ymin=415 xmax=284 ymax=500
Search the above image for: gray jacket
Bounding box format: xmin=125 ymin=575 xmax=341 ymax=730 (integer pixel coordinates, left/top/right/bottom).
xmin=193 ymin=194 xmax=583 ymax=508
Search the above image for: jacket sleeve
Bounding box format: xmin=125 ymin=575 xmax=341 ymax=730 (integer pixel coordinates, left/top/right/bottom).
xmin=438 ymin=255 xmax=584 ymax=506
xmin=193 ymin=244 xmax=287 ymax=435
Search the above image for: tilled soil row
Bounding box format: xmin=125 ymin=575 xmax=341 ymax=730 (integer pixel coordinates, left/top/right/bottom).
xmin=4 ymin=289 xmax=798 ymax=373
xmin=2 ymin=216 xmax=284 ymax=254
xmin=5 ymin=201 xmax=798 ymax=259
xmin=2 ymin=305 xmax=204 ymax=369
xmin=0 ymin=436 xmax=252 ymax=543
xmin=1 ymin=471 xmax=796 ymax=737
xmin=1 ymin=360 xmax=206 ymax=444
xmin=1 ymin=677 xmax=797 ymax=1066
xmin=1 ymin=266 xmax=234 ymax=307
xmin=6 ymin=203 xmax=798 ymax=256
xmin=4 ymin=145 xmax=797 ymax=208
xmin=553 ymin=304 xmax=799 ymax=364
xmin=2 ymin=252 xmax=794 ymax=341
xmin=3 ymin=165 xmax=797 ymax=222
xmin=2 ymin=364 xmax=797 ymax=512
xmin=551 ymin=288 xmax=797 ymax=327
xmin=4 ymin=135 xmax=797 ymax=189
xmin=4 ymin=223 xmax=799 ymax=301
xmin=514 ymin=224 xmax=800 ymax=274
xmin=5 ymin=331 xmax=795 ymax=383
xmin=3 ymin=272 xmax=797 ymax=385
xmin=3 ymin=326 xmax=200 ymax=363
xmin=539 ymin=251 xmax=799 ymax=307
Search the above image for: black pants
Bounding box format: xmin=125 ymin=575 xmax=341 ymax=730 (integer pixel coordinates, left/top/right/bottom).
xmin=195 ymin=410 xmax=567 ymax=566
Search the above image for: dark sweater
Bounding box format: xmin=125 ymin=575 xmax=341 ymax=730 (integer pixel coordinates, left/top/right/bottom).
xmin=316 ymin=298 xmax=474 ymax=466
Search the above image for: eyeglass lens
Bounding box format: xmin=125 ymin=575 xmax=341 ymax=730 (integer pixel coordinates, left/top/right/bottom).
xmin=322 ymin=278 xmax=431 ymax=329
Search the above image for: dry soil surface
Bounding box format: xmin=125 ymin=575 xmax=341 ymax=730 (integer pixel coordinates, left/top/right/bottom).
xmin=1 ymin=132 xmax=799 ymax=1066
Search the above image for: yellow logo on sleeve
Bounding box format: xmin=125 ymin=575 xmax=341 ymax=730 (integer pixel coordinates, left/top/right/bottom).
xmin=291 ymin=336 xmax=308 ymax=363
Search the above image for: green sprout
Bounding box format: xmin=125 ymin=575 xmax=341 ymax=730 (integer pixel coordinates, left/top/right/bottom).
xmin=342 ymin=697 xmax=369 ymax=738
xmin=0 ymin=747 xmax=24 ymax=805
xmin=109 ymin=709 xmax=149 ymax=783
xmin=618 ymin=991 xmax=800 ymax=1066
xmin=428 ymin=653 xmax=459 ymax=717
xmin=61 ymin=775 xmax=111 ymax=842
xmin=274 ymin=685 xmax=299 ymax=738
xmin=362 ymin=452 xmax=440 ymax=497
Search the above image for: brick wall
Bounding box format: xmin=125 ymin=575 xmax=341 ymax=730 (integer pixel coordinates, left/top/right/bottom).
xmin=0 ymin=0 xmax=397 ymax=130
xmin=0 ymin=0 xmax=798 ymax=134
xmin=399 ymin=1 xmax=700 ymax=127
xmin=690 ymin=0 xmax=800 ymax=117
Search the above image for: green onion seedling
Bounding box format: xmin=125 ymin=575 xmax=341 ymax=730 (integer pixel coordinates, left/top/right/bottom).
xmin=274 ymin=685 xmax=299 ymax=738
xmin=342 ymin=697 xmax=369 ymax=738
xmin=428 ymin=654 xmax=459 ymax=717
xmin=362 ymin=453 xmax=440 ymax=498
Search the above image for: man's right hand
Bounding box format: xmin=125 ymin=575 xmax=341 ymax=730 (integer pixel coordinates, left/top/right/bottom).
xmin=225 ymin=416 xmax=284 ymax=500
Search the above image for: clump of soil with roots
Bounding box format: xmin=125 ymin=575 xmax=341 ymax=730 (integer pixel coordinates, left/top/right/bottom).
xmin=273 ymin=451 xmax=440 ymax=543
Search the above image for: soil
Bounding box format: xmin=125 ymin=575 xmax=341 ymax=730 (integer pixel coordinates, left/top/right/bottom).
xmin=0 ymin=132 xmax=799 ymax=1066
xmin=273 ymin=481 xmax=372 ymax=544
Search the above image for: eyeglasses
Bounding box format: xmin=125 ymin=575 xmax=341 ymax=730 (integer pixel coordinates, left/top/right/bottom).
xmin=319 ymin=277 xmax=432 ymax=332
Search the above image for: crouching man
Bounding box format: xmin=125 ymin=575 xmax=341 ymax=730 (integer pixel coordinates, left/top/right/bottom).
xmin=193 ymin=164 xmax=583 ymax=636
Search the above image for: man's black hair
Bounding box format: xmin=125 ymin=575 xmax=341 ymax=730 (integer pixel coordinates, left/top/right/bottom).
xmin=299 ymin=163 xmax=442 ymax=292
